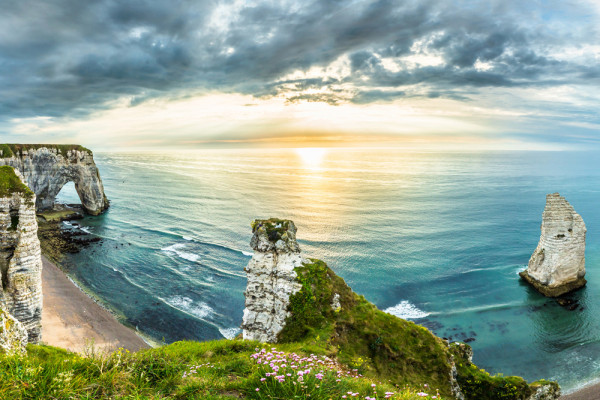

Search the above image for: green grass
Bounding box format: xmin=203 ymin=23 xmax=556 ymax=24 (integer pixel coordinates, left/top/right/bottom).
xmin=0 ymin=165 xmax=34 ymax=199
xmin=0 ymin=340 xmax=446 ymax=399
xmin=277 ymin=258 xmax=556 ymax=400
xmin=0 ymin=144 xmax=91 ymax=158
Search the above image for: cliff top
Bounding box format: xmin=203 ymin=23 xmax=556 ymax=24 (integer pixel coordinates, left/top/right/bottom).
xmin=0 ymin=144 xmax=91 ymax=158
xmin=0 ymin=166 xmax=34 ymax=199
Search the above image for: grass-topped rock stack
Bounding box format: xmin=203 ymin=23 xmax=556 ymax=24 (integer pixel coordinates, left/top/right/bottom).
xmin=242 ymin=218 xmax=561 ymax=400
xmin=0 ymin=166 xmax=43 ymax=343
xmin=0 ymin=144 xmax=108 ymax=215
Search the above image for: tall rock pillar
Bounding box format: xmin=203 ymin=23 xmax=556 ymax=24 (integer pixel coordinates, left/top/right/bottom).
xmin=0 ymin=166 xmax=43 ymax=342
xmin=242 ymin=219 xmax=303 ymax=343
xmin=520 ymin=193 xmax=586 ymax=297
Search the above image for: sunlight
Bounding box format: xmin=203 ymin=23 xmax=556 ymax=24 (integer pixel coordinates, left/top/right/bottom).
xmin=295 ymin=147 xmax=327 ymax=168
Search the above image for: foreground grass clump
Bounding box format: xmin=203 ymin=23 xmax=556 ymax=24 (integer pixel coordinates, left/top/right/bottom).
xmin=279 ymin=259 xmax=453 ymax=397
xmin=0 ymin=340 xmax=445 ymax=399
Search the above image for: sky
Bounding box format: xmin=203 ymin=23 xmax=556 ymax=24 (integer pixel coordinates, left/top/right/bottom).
xmin=1 ymin=0 xmax=600 ymax=150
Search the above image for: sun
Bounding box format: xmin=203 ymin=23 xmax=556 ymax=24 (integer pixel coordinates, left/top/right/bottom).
xmin=295 ymin=148 xmax=327 ymax=168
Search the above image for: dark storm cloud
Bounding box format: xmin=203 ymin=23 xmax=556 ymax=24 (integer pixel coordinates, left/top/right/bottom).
xmin=0 ymin=0 xmax=597 ymax=120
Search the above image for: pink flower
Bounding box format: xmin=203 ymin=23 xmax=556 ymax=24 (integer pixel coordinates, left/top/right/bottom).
xmin=260 ymin=378 xmax=266 ymax=382
xmin=255 ymin=388 xmax=260 ymax=392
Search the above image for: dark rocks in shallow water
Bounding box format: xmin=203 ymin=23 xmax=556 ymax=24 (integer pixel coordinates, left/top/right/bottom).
xmin=556 ymin=296 xmax=581 ymax=311
xmin=464 ymin=337 xmax=476 ymax=343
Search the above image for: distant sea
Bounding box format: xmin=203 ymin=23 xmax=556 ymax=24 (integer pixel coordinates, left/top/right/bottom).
xmin=56 ymin=148 xmax=600 ymax=393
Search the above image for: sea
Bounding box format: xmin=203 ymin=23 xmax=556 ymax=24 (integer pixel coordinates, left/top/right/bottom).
xmin=55 ymin=148 xmax=600 ymax=393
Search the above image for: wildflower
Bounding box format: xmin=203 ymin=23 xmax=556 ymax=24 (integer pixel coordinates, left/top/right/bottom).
xmin=260 ymin=378 xmax=266 ymax=382
xmin=417 ymin=392 xmax=428 ymax=397
xmin=255 ymin=388 xmax=260 ymax=392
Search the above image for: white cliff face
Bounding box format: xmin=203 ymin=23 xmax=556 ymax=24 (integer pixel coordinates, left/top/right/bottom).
xmin=242 ymin=219 xmax=303 ymax=343
xmin=0 ymin=169 xmax=43 ymax=342
xmin=0 ymin=146 xmax=108 ymax=215
xmin=0 ymin=307 xmax=28 ymax=354
xmin=520 ymin=193 xmax=586 ymax=297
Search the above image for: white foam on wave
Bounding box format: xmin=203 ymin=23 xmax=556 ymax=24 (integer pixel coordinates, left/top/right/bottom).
xmin=516 ymin=265 xmax=527 ymax=275
xmin=167 ymin=295 xmax=214 ymax=319
xmin=242 ymin=251 xmax=253 ymax=257
xmin=62 ymin=221 xmax=72 ymax=226
xmin=80 ymin=227 xmax=92 ymax=234
xmin=161 ymin=243 xmax=200 ymax=262
xmin=384 ymin=300 xmax=429 ymax=319
xmin=183 ymin=236 xmax=193 ymax=241
xmin=219 ymin=327 xmax=241 ymax=340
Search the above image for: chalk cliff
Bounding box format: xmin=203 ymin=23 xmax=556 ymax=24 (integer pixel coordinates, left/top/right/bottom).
xmin=242 ymin=218 xmax=560 ymax=400
xmin=0 ymin=144 xmax=108 ymax=215
xmin=0 ymin=166 xmax=43 ymax=343
xmin=242 ymin=219 xmax=303 ymax=343
xmin=520 ymin=193 xmax=586 ymax=297
xmin=0 ymin=307 xmax=28 ymax=353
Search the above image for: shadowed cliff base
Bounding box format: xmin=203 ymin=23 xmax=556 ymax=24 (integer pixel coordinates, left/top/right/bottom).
xmin=0 ymin=144 xmax=109 ymax=215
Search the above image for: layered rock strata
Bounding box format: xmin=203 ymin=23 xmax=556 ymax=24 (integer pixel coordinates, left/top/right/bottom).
xmin=0 ymin=307 xmax=28 ymax=353
xmin=242 ymin=219 xmax=303 ymax=343
xmin=0 ymin=166 xmax=43 ymax=342
xmin=520 ymin=193 xmax=587 ymax=297
xmin=0 ymin=144 xmax=108 ymax=215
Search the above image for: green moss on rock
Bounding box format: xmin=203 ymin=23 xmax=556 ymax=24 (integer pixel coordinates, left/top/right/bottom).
xmin=0 ymin=166 xmax=34 ymax=199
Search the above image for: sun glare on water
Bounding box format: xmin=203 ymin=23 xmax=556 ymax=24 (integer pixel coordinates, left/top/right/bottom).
xmin=295 ymin=148 xmax=327 ymax=169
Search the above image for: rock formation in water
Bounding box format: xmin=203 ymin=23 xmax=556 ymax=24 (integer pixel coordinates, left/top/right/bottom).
xmin=242 ymin=219 xmax=303 ymax=343
xmin=520 ymin=193 xmax=586 ymax=297
xmin=0 ymin=166 xmax=43 ymax=342
xmin=0 ymin=307 xmax=28 ymax=353
xmin=242 ymin=218 xmax=561 ymax=399
xmin=0 ymin=144 xmax=108 ymax=215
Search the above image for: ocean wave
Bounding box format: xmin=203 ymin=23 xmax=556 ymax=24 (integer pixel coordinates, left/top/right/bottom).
xmin=161 ymin=243 xmax=200 ymax=262
xmin=242 ymin=251 xmax=253 ymax=257
xmin=384 ymin=301 xmax=429 ymax=319
xmin=183 ymin=236 xmax=193 ymax=241
xmin=165 ymin=295 xmax=214 ymax=319
xmin=219 ymin=327 xmax=241 ymax=340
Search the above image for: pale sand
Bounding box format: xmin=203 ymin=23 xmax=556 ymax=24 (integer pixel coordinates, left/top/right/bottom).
xmin=41 ymin=256 xmax=150 ymax=353
xmin=560 ymin=383 xmax=600 ymax=400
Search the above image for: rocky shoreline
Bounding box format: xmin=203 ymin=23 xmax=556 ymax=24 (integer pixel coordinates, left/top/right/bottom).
xmin=37 ymin=205 xmax=103 ymax=262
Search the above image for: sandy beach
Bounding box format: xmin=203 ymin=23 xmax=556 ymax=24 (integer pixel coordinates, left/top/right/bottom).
xmin=560 ymin=383 xmax=600 ymax=400
xmin=41 ymin=256 xmax=150 ymax=353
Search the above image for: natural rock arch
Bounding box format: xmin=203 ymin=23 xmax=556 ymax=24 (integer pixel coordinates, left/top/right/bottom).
xmin=0 ymin=144 xmax=109 ymax=215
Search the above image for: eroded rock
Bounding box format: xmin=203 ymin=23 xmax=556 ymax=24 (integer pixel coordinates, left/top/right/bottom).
xmin=0 ymin=307 xmax=28 ymax=354
xmin=520 ymin=193 xmax=586 ymax=297
xmin=0 ymin=166 xmax=43 ymax=342
xmin=242 ymin=219 xmax=303 ymax=343
xmin=0 ymin=144 xmax=108 ymax=215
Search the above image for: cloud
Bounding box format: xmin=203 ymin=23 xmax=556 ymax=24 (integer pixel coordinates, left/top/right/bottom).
xmin=0 ymin=0 xmax=599 ymax=147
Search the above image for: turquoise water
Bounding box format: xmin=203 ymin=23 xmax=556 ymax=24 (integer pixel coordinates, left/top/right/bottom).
xmin=56 ymin=149 xmax=600 ymax=392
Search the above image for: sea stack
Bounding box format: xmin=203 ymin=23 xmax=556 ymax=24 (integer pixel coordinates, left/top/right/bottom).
xmin=242 ymin=218 xmax=303 ymax=343
xmin=520 ymin=193 xmax=586 ymax=297
xmin=0 ymin=166 xmax=43 ymax=342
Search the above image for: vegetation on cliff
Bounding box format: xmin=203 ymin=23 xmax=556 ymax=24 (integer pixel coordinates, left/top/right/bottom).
xmin=0 ymin=341 xmax=443 ymax=399
xmin=277 ymin=258 xmax=558 ymax=400
xmin=0 ymin=144 xmax=91 ymax=158
xmin=0 ymin=165 xmax=34 ymax=199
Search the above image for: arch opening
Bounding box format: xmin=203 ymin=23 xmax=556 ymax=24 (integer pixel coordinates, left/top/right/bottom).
xmin=55 ymin=181 xmax=81 ymax=207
